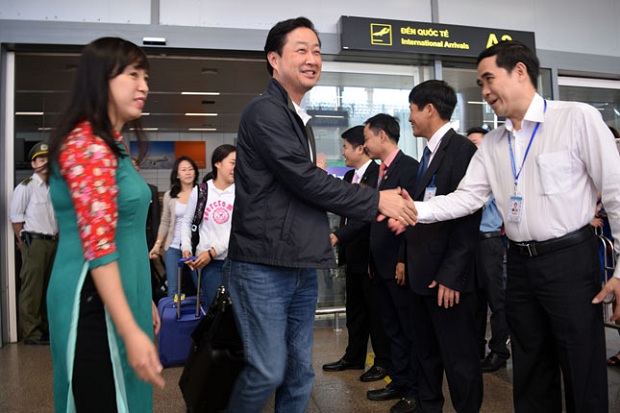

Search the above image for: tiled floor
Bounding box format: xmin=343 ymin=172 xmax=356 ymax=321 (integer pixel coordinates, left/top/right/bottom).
xmin=1 ymin=322 xmax=620 ymax=412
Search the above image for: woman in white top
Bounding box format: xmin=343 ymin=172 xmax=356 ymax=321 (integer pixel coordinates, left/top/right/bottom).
xmin=181 ymin=144 xmax=236 ymax=306
xmin=149 ymin=156 xmax=198 ymax=297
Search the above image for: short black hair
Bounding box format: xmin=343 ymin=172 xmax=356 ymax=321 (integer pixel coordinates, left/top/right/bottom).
xmin=341 ymin=125 xmax=365 ymax=147
xmin=466 ymin=126 xmax=489 ymax=136
xmin=408 ymin=80 xmax=457 ymax=121
xmin=477 ymin=40 xmax=539 ymax=89
xmin=264 ymin=17 xmax=320 ymax=76
xmin=365 ymin=114 xmax=400 ymax=144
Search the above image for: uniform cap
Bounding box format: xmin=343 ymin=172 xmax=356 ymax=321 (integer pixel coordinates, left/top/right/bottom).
xmin=29 ymin=141 xmax=49 ymax=161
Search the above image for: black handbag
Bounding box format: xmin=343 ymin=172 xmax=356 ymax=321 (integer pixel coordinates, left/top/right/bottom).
xmin=179 ymin=285 xmax=244 ymax=412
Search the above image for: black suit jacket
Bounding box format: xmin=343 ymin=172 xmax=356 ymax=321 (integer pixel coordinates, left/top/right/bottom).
xmin=146 ymin=183 xmax=161 ymax=250
xmin=404 ymin=129 xmax=481 ymax=295
xmin=369 ymin=151 xmax=419 ymax=279
xmin=334 ymin=161 xmax=379 ymax=273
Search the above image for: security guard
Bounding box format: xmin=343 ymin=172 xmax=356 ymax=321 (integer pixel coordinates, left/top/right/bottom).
xmin=10 ymin=141 xmax=58 ymax=345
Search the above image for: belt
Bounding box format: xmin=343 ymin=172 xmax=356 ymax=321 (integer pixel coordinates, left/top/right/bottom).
xmin=480 ymin=231 xmax=502 ymax=239
xmin=508 ymin=225 xmax=592 ymax=257
xmin=24 ymin=232 xmax=58 ymax=241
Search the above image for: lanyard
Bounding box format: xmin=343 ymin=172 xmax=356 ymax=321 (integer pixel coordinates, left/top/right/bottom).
xmin=507 ymin=100 xmax=547 ymax=191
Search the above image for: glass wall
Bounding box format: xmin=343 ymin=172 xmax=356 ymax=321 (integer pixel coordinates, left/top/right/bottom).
xmin=559 ymin=77 xmax=620 ymax=150
xmin=443 ymin=66 xmax=553 ymax=135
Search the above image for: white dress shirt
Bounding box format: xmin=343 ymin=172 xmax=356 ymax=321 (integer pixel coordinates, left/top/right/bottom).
xmin=354 ymin=159 xmax=373 ymax=184
xmin=10 ymin=172 xmax=58 ymax=235
xmin=416 ymin=93 xmax=620 ymax=277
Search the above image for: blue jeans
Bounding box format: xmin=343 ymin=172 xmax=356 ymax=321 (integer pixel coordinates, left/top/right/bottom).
xmin=164 ymin=247 xmax=183 ymax=297
xmin=192 ymin=259 xmax=223 ymax=306
xmin=224 ymin=259 xmax=317 ymax=413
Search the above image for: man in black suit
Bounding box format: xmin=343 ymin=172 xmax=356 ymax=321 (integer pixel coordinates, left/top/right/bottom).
xmin=403 ymin=80 xmax=482 ymax=413
xmin=364 ymin=114 xmax=422 ymax=413
xmin=322 ymin=125 xmax=391 ymax=383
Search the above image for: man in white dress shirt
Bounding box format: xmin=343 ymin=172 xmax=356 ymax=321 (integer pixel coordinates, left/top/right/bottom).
xmin=406 ymin=41 xmax=620 ymax=413
xmin=10 ymin=141 xmax=58 ymax=345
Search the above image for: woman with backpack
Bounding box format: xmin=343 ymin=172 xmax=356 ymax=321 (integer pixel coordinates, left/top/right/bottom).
xmin=181 ymin=144 xmax=236 ymax=306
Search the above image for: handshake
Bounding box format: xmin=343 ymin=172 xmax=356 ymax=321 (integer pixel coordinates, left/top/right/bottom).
xmin=377 ymin=187 xmax=418 ymax=234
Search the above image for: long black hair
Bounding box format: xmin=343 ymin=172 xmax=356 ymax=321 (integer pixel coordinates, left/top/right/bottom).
xmin=49 ymin=37 xmax=150 ymax=164
xmin=202 ymin=144 xmax=236 ymax=183
xmin=170 ymin=156 xmax=199 ymax=198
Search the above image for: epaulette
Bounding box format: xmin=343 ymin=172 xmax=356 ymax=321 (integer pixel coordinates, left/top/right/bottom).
xmin=20 ymin=177 xmax=33 ymax=186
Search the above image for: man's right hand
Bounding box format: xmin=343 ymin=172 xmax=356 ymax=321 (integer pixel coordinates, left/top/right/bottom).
xmin=378 ymin=188 xmax=418 ymax=227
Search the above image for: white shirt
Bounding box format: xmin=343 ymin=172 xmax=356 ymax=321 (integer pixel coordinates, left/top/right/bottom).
xmin=170 ymin=201 xmax=188 ymax=249
xmin=353 ymin=159 xmax=373 ymax=184
xmin=416 ymin=93 xmax=620 ymax=277
xmin=425 ymin=122 xmax=453 ymax=165
xmin=181 ymin=180 xmax=235 ymax=259
xmin=293 ymin=101 xmax=314 ymax=162
xmin=10 ymin=172 xmax=57 ymax=235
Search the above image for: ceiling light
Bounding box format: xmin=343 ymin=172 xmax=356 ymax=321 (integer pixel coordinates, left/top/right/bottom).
xmin=181 ymin=92 xmax=221 ymax=96
xmin=467 ymin=101 xmax=486 ymax=105
xmin=185 ymin=113 xmax=218 ymax=116
xmin=141 ymin=112 xmax=150 ymax=116
xmin=15 ymin=112 xmax=44 ymax=115
xmin=38 ymin=127 xmax=53 ymax=131
xmin=189 ymin=128 xmax=217 ymax=131
xmin=314 ymin=115 xmax=345 ymax=119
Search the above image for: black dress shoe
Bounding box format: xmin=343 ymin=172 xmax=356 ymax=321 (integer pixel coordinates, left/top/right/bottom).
xmin=360 ymin=365 xmax=389 ymax=382
xmin=390 ymin=397 xmax=423 ymax=413
xmin=367 ymin=386 xmax=403 ymax=401
xmin=322 ymin=358 xmax=365 ymax=372
xmin=24 ymin=337 xmax=50 ymax=346
xmin=481 ymin=352 xmax=507 ymax=373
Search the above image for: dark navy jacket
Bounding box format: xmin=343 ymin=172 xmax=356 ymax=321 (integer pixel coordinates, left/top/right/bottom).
xmin=228 ymin=79 xmax=379 ymax=269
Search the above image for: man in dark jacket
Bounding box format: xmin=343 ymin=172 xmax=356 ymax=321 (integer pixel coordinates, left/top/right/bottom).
xmin=225 ymin=17 xmax=417 ymax=413
xmin=322 ymin=125 xmax=391 ymax=383
xmin=364 ymin=114 xmax=421 ymax=413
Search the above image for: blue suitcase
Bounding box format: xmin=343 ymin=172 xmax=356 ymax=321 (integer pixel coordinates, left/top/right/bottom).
xmin=158 ymin=257 xmax=206 ymax=367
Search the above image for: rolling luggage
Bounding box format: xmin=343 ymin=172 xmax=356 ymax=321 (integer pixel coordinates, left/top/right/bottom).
xmin=157 ymin=257 xmax=206 ymax=367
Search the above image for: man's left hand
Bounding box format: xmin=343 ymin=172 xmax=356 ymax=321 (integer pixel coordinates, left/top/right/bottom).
xmin=429 ymin=280 xmax=460 ymax=308
xmin=593 ymin=277 xmax=620 ymax=320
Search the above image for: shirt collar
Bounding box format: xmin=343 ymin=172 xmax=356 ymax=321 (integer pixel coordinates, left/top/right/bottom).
xmin=382 ymin=148 xmax=401 ymax=169
xmin=505 ymin=93 xmax=545 ymax=133
xmin=292 ymin=101 xmax=312 ymax=126
xmin=426 ymin=123 xmax=452 ymax=154
xmin=32 ymin=172 xmax=44 ymax=186
xmin=355 ymin=159 xmax=373 ymax=178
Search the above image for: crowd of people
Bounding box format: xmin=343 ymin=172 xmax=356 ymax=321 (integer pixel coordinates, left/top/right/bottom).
xmin=8 ymin=14 xmax=620 ymax=413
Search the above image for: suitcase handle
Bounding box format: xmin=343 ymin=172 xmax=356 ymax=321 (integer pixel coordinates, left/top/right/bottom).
xmin=177 ymin=256 xmax=202 ymax=319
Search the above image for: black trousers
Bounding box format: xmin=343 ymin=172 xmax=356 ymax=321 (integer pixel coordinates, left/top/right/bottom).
xmin=72 ymin=273 xmax=118 ymax=413
xmin=343 ymin=268 xmax=390 ymax=367
xmin=474 ymin=235 xmax=510 ymax=359
xmin=373 ymin=275 xmax=418 ymax=396
xmin=506 ymin=236 xmax=607 ymax=413
xmin=412 ymin=292 xmax=482 ymax=413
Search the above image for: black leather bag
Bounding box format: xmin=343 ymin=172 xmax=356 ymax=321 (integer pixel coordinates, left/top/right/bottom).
xmin=179 ymin=285 xmax=244 ymax=412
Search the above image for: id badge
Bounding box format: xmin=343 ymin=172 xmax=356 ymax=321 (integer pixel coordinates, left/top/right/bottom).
xmin=423 ymin=186 xmax=437 ymax=202
xmin=507 ymin=196 xmax=523 ymax=223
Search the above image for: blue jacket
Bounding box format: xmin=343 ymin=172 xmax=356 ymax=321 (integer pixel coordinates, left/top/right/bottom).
xmin=228 ymin=79 xmax=379 ymax=269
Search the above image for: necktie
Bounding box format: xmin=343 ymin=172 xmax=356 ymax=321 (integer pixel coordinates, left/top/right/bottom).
xmin=378 ymin=163 xmax=387 ymax=187
xmin=416 ymin=146 xmax=431 ymax=187
xmin=352 ymin=171 xmax=360 ymax=184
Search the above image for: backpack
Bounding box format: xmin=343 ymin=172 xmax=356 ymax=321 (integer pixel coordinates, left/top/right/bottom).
xmin=191 ymin=183 xmax=209 ymax=254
